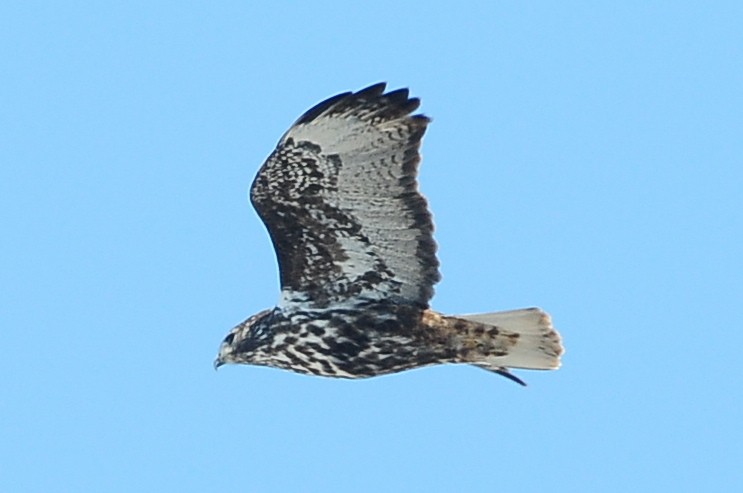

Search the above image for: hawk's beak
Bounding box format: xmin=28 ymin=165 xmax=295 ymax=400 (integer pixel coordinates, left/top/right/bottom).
xmin=213 ymin=357 xmax=225 ymax=371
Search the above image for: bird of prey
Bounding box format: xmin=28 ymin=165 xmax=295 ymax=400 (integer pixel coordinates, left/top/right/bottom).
xmin=215 ymin=83 xmax=563 ymax=384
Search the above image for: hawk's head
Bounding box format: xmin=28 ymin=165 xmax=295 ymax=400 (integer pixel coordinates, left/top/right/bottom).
xmin=214 ymin=309 xmax=274 ymax=369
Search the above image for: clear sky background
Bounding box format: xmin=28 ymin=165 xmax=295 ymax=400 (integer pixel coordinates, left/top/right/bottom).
xmin=2 ymin=2 xmax=742 ymax=492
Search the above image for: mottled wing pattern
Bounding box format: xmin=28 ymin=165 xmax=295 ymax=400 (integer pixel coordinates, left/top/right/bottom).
xmin=250 ymin=83 xmax=440 ymax=309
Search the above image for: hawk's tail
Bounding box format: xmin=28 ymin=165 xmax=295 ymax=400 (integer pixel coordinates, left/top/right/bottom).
xmin=453 ymin=308 xmax=563 ymax=376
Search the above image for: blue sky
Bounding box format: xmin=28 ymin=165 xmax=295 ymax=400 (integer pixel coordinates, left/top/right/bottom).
xmin=2 ymin=2 xmax=742 ymax=492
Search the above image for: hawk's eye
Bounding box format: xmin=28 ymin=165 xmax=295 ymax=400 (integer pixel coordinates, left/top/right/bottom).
xmin=223 ymin=333 xmax=235 ymax=345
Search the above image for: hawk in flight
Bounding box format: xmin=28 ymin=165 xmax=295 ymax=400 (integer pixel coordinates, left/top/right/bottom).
xmin=215 ymin=83 xmax=563 ymax=384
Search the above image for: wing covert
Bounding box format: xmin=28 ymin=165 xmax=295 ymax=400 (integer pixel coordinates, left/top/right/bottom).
xmin=250 ymin=83 xmax=440 ymax=309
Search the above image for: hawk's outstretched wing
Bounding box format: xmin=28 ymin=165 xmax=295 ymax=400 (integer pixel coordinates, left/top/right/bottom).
xmin=250 ymin=83 xmax=440 ymax=309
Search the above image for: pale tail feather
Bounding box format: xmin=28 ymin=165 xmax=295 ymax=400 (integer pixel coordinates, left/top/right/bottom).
xmin=457 ymin=308 xmax=563 ymax=371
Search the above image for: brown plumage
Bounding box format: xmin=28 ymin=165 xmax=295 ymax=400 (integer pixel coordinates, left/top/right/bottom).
xmin=215 ymin=83 xmax=563 ymax=384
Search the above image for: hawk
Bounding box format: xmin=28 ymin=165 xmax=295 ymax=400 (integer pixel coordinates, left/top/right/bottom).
xmin=215 ymin=83 xmax=563 ymax=384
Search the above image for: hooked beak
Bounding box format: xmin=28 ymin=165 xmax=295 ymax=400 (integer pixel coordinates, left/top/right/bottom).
xmin=213 ymin=357 xmax=225 ymax=371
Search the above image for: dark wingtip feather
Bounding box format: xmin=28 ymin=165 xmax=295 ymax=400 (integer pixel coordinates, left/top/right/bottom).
xmin=355 ymin=82 xmax=388 ymax=99
xmin=293 ymin=83 xmax=387 ymax=126
xmin=495 ymin=369 xmax=528 ymax=386
xmin=292 ymin=82 xmax=430 ymax=127
xmin=294 ymin=91 xmax=352 ymax=125
xmin=383 ymin=87 xmax=410 ymax=103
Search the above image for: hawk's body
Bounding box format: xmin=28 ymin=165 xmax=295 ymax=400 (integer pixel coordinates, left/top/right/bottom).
xmin=215 ymin=83 xmax=563 ymax=384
